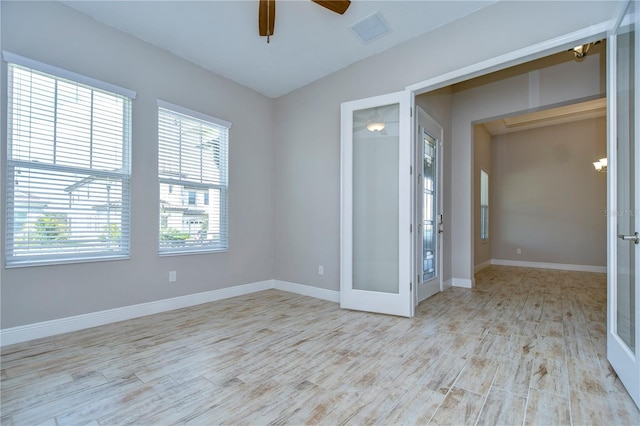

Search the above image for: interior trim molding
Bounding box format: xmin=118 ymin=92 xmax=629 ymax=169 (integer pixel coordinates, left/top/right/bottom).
xmin=451 ymin=278 xmax=473 ymax=288
xmin=443 ymin=279 xmax=453 ymax=290
xmin=273 ymin=280 xmax=340 ymax=303
xmin=0 ymin=280 xmax=339 ymax=347
xmin=474 ymin=260 xmax=492 ymax=273
xmin=491 ymin=259 xmax=606 ymax=273
xmin=407 ymin=21 xmax=611 ymax=95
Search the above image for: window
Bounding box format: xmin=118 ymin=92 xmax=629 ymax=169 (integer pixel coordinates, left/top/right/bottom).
xmin=5 ymin=53 xmax=134 ymax=267
xmin=480 ymin=170 xmax=489 ymax=241
xmin=158 ymin=101 xmax=230 ymax=254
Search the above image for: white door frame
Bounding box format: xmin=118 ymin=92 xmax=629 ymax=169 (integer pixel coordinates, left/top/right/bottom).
xmin=407 ymin=22 xmax=614 ymax=288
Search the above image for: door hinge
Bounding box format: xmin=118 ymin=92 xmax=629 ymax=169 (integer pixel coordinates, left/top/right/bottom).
xmin=410 ymin=282 xmax=412 ymax=291
xmin=410 ymin=107 xmax=413 ymax=117
xmin=410 ymin=224 xmax=412 ymax=233
xmin=410 ymin=165 xmax=413 ymax=175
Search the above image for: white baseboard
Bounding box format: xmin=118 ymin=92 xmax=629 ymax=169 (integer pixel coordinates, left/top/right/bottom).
xmin=0 ymin=280 xmax=339 ymax=347
xmin=490 ymin=259 xmax=606 ymax=273
xmin=474 ymin=260 xmax=492 ymax=273
xmin=443 ymin=279 xmax=453 ymax=290
xmin=451 ymin=278 xmax=473 ymax=288
xmin=273 ymin=280 xmax=340 ymax=303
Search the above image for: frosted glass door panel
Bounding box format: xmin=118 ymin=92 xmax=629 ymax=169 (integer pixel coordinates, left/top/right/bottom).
xmin=616 ymin=2 xmax=637 ymax=353
xmin=352 ymin=104 xmax=400 ymax=294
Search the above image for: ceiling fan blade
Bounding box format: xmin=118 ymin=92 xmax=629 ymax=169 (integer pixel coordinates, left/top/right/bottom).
xmin=312 ymin=0 xmax=351 ymax=15
xmin=379 ymin=105 xmax=397 ymax=120
xmin=259 ymin=0 xmax=276 ymax=37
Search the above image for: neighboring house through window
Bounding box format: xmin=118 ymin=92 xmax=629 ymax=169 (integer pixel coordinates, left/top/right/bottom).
xmin=4 ymin=53 xmax=134 ymax=266
xmin=157 ymin=100 xmax=230 ymax=254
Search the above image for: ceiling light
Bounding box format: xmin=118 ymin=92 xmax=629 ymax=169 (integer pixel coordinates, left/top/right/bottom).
xmin=571 ymin=40 xmax=601 ymax=60
xmin=593 ymin=157 xmax=607 ymax=172
xmin=367 ymin=122 xmax=385 ymax=132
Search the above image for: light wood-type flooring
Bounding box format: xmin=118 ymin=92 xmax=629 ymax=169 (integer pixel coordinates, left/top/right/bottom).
xmin=2 ymin=266 xmax=640 ymax=425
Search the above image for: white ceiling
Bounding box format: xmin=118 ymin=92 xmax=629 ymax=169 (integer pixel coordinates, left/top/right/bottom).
xmin=62 ymin=0 xmax=497 ymax=98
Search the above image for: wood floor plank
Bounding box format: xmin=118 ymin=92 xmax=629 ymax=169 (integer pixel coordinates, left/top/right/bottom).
xmin=429 ymin=387 xmax=484 ymax=425
xmin=454 ymin=356 xmax=499 ymax=396
xmin=524 ymin=387 xmax=571 ymax=426
xmin=476 ymin=387 xmax=526 ymax=426
xmin=493 ymin=357 xmax=534 ymax=397
xmin=529 ymin=357 xmax=569 ymax=397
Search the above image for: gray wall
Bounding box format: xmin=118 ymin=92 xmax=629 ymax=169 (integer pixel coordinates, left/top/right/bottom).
xmin=474 ymin=125 xmax=492 ymax=268
xmin=490 ymin=118 xmax=607 ymax=266
xmin=273 ymin=1 xmax=615 ymax=292
xmin=1 ymin=1 xmax=276 ymax=328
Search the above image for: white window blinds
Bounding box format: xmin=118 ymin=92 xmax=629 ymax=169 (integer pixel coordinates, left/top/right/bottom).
xmin=157 ymin=101 xmax=230 ymax=255
xmin=6 ymin=61 xmax=133 ymax=267
xmin=480 ymin=169 xmax=489 ymax=241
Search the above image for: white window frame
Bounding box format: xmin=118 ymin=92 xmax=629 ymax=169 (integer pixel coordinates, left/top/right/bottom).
xmin=4 ymin=52 xmax=136 ymax=267
xmin=157 ymin=100 xmax=231 ymax=256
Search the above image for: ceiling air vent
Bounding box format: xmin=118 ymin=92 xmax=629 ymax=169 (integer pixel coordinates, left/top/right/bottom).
xmin=351 ymin=12 xmax=391 ymax=44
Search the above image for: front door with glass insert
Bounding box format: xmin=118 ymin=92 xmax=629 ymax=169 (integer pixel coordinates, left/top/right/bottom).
xmin=416 ymin=107 xmax=443 ymax=303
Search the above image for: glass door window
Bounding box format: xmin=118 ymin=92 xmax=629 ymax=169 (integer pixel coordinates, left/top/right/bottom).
xmin=422 ymin=130 xmax=437 ymax=281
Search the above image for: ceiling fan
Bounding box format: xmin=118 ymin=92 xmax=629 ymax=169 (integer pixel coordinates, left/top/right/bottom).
xmin=259 ymin=0 xmax=351 ymax=43
xmin=353 ymin=105 xmax=398 ymax=135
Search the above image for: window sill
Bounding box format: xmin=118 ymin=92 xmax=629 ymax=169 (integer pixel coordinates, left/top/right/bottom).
xmin=5 ymin=254 xmax=130 ymax=269
xmin=158 ymin=248 xmax=228 ymax=257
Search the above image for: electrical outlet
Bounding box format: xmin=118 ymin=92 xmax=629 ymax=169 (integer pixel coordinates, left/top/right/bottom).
xmin=516 ymin=248 xmax=522 ymax=255
xmin=169 ymin=271 xmax=177 ymax=282
xmin=318 ymin=265 xmax=324 ymax=276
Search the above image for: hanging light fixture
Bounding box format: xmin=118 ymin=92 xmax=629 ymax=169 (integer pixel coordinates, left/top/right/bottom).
xmin=571 ymin=40 xmax=601 ymax=60
xmin=593 ymin=157 xmax=607 ymax=172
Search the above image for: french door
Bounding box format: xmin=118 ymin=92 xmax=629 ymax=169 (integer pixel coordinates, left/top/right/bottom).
xmin=340 ymin=90 xmax=414 ymax=317
xmin=608 ymin=0 xmax=640 ymax=407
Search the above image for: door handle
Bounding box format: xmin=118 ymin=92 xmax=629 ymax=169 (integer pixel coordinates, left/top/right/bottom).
xmin=618 ymin=232 xmax=639 ymax=244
